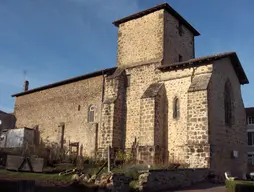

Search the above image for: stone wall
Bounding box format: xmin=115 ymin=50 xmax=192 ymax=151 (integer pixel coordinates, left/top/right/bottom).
xmin=186 ymin=89 xmax=210 ymax=168
xmin=112 ymin=73 xmax=126 ymax=149
xmin=208 ymin=58 xmax=247 ymax=177
xmin=138 ymin=168 xmax=209 ymax=191
xmin=90 ymin=172 xmax=132 ymax=192
xmin=125 ymin=63 xmax=160 ymax=149
xmin=154 ymin=84 xmax=166 ymax=149
xmin=116 ymin=10 xmax=164 ymax=67
xmin=14 ymin=75 xmax=104 ymax=157
xmin=13 ymin=57 xmax=247 ymax=178
xmin=99 ymin=78 xmax=116 ymax=155
xmin=123 ymin=61 xmax=213 ymax=166
xmin=98 ymin=69 xmax=127 ymax=158
xmin=138 ymin=83 xmax=166 ymax=164
xmin=139 ymin=97 xmax=155 ymax=146
xmin=161 ymin=65 xmax=212 ymax=166
xmin=111 ymin=173 xmax=131 ymax=192
xmin=90 ymin=61 xmax=213 ymax=165
xmin=91 ymin=169 xmax=208 ymax=192
xmin=163 ymin=10 xmax=194 ymax=64
xmin=116 ymin=8 xmax=195 ymax=68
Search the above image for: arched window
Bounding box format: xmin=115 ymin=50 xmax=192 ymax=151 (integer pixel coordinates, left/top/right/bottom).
xmin=173 ymin=97 xmax=180 ymax=119
xmin=88 ymin=105 xmax=95 ymax=123
xmin=224 ymin=80 xmax=233 ymax=126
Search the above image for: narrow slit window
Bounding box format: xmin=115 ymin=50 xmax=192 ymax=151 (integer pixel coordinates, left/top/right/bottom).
xmin=173 ymin=97 xmax=180 ymax=119
xmin=88 ymin=105 xmax=95 ymax=123
xmin=126 ymin=75 xmax=131 ymax=87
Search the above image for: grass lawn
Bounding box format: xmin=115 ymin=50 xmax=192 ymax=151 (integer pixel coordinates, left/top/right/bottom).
xmin=0 ymin=169 xmax=72 ymax=183
xmin=226 ymin=180 xmax=254 ymax=192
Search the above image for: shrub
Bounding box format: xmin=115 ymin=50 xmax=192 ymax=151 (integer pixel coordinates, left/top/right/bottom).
xmin=124 ymin=168 xmax=140 ymax=180
xmin=129 ymin=180 xmax=138 ymax=191
xmin=30 ymin=138 xmax=69 ymax=164
xmin=112 ymin=164 xmax=144 ymax=180
xmin=225 ymin=180 xmax=254 ymax=192
xmin=115 ymin=150 xmax=131 ymax=163
xmin=75 ymin=156 xmax=108 ymax=175
xmin=150 ymin=162 xmax=189 ymax=170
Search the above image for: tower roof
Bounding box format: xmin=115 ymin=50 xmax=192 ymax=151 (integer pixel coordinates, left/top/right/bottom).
xmin=113 ymin=3 xmax=200 ymax=36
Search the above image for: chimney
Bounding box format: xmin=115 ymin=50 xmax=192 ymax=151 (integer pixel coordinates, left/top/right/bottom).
xmin=24 ymin=80 xmax=29 ymax=91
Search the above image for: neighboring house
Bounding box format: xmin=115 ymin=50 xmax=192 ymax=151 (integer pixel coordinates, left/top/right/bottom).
xmin=11 ymin=3 xmax=248 ymax=177
xmin=246 ymin=108 xmax=254 ymax=171
xmin=0 ymin=110 xmax=16 ymax=131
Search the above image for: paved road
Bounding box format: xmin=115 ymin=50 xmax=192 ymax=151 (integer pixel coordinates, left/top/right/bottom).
xmin=164 ymin=182 xmax=227 ymax=192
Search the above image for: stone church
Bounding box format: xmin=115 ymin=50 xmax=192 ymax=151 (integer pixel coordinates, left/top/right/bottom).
xmin=12 ymin=3 xmax=248 ymax=176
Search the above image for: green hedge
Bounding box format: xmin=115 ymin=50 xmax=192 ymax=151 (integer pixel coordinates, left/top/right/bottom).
xmin=225 ymin=180 xmax=254 ymax=192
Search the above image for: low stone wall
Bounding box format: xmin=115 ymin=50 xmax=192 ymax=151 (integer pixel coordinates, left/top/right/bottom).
xmin=112 ymin=174 xmax=132 ymax=192
xmin=138 ymin=168 xmax=209 ymax=191
xmin=75 ymin=168 xmax=209 ymax=191
xmin=94 ymin=173 xmax=132 ymax=192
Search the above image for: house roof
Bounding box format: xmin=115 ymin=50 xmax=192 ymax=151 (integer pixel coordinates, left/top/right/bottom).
xmin=158 ymin=52 xmax=249 ymax=85
xmin=0 ymin=110 xmax=14 ymax=116
xmin=113 ymin=3 xmax=200 ymax=36
xmin=0 ymin=110 xmax=7 ymax=114
xmin=12 ymin=67 xmax=116 ymax=97
xmin=246 ymin=108 xmax=254 ymax=115
xmin=11 ymin=52 xmax=249 ymax=97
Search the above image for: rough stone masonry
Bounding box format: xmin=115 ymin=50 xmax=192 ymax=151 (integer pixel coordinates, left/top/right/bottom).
xmin=12 ymin=3 xmax=249 ymax=177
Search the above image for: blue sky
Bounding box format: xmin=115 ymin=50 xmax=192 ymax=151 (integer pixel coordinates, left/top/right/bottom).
xmin=0 ymin=0 xmax=253 ymax=112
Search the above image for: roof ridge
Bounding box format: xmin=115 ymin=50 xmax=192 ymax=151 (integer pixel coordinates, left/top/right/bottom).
xmin=161 ymin=52 xmax=236 ymax=67
xmin=158 ymin=51 xmax=248 ymax=85
xmin=12 ymin=67 xmax=116 ymax=97
xmin=112 ymin=3 xmax=200 ymax=36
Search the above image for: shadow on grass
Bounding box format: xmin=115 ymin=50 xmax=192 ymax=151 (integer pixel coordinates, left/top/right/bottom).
xmin=0 ymin=180 xmax=108 ymax=192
